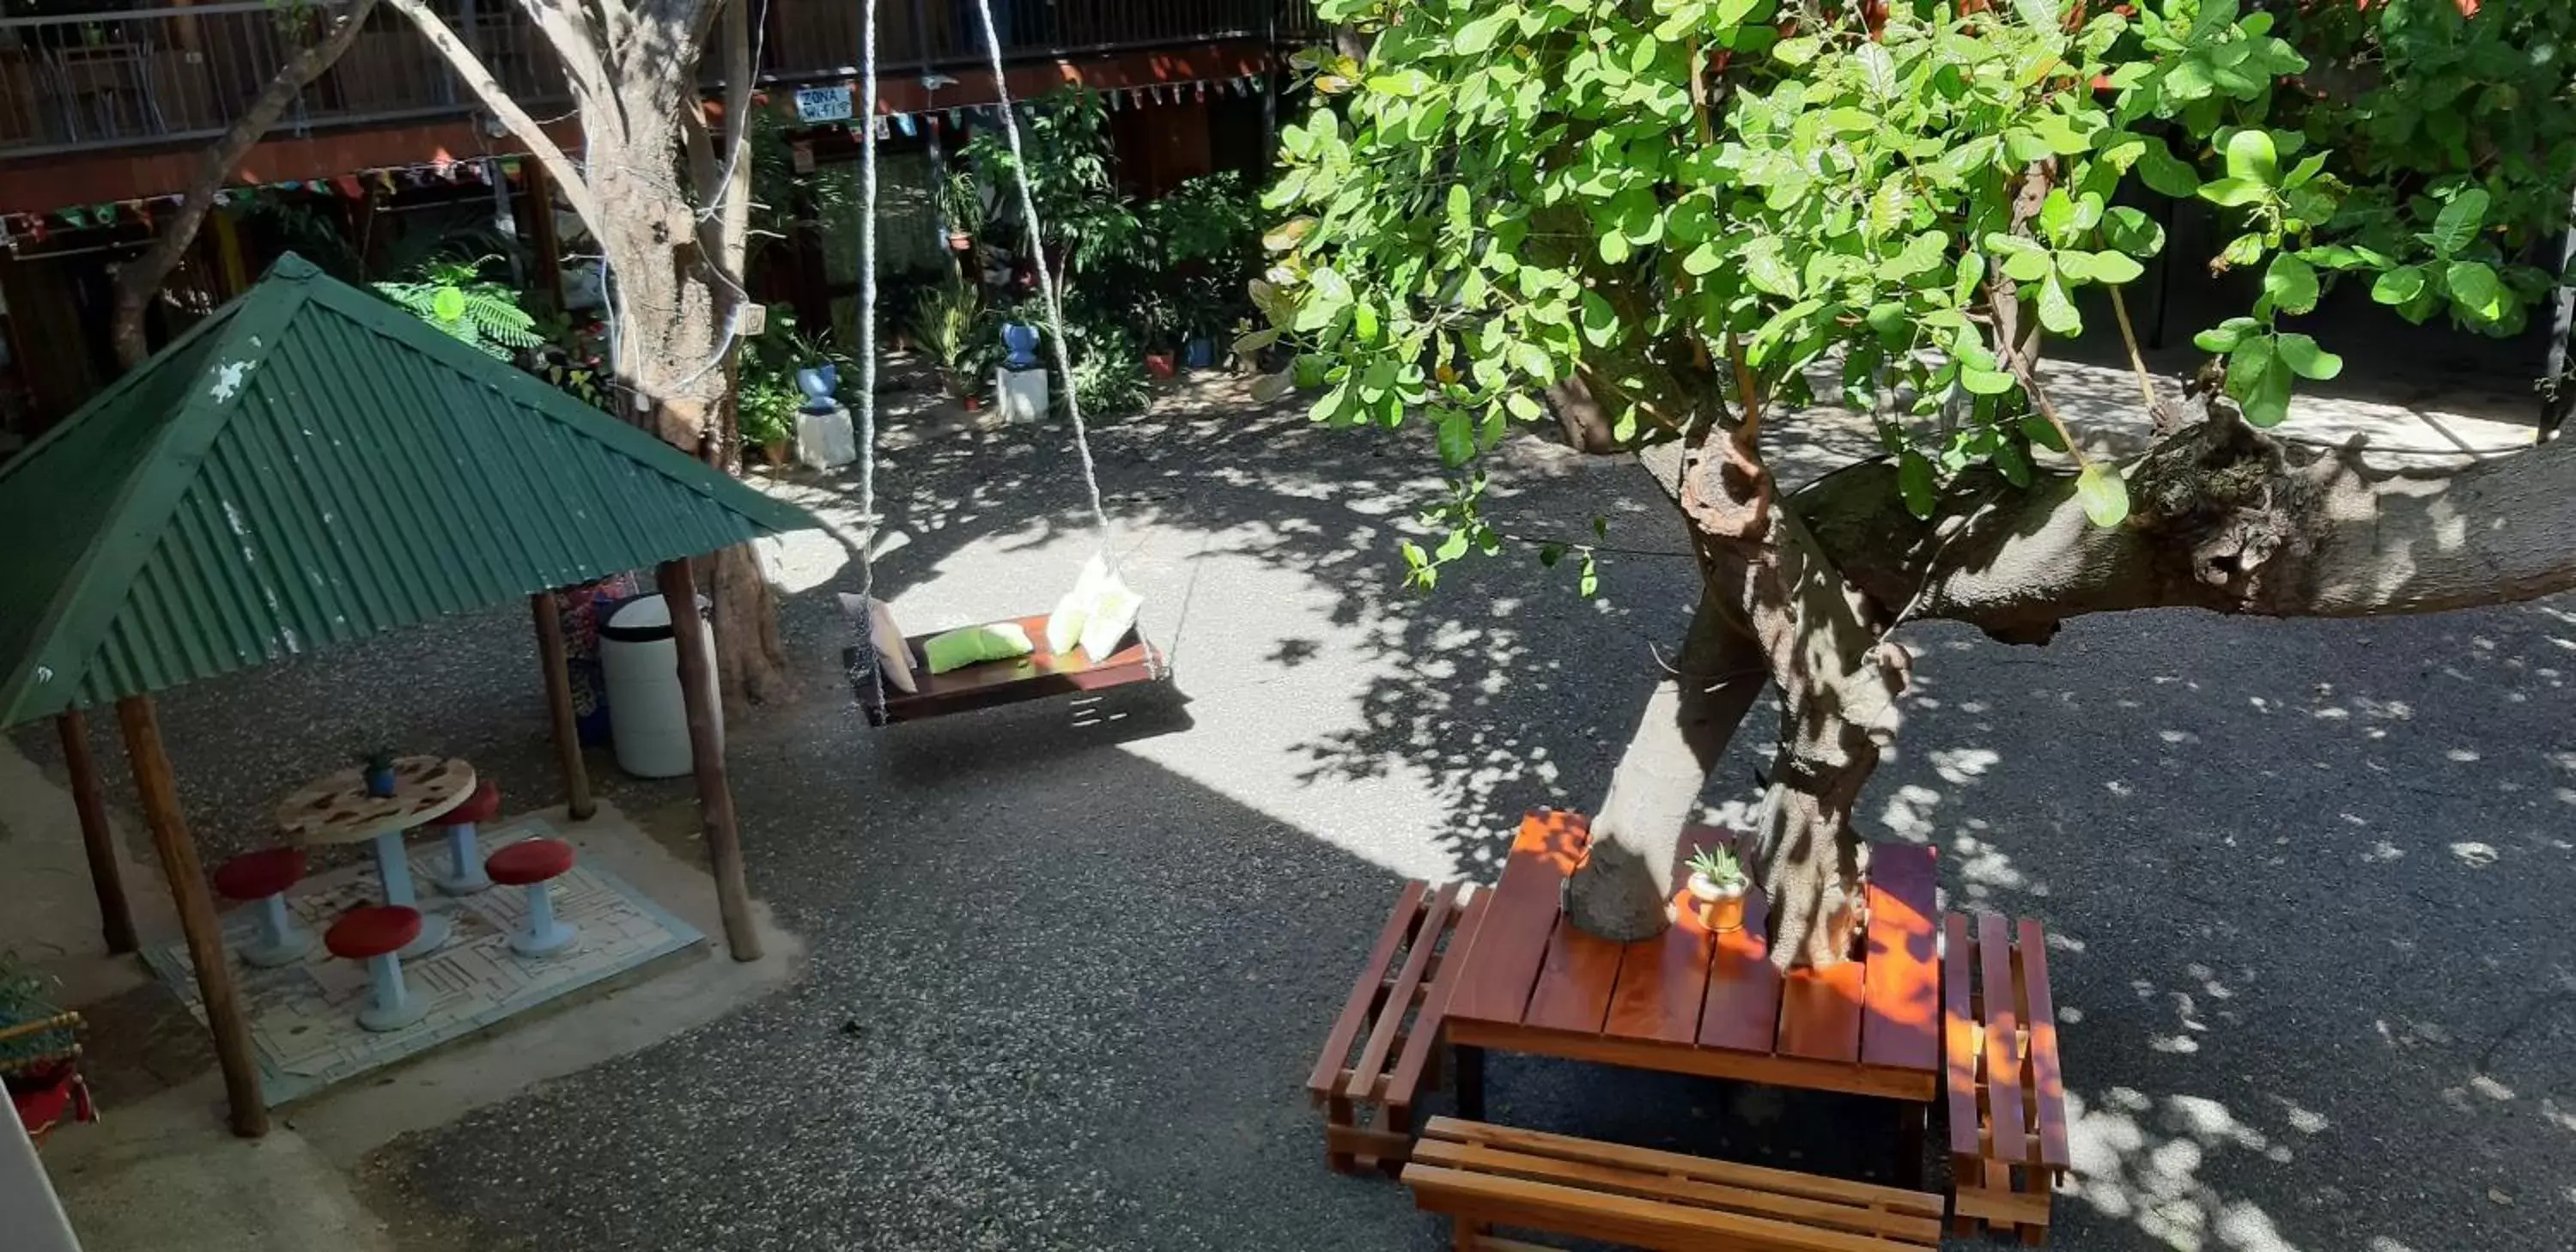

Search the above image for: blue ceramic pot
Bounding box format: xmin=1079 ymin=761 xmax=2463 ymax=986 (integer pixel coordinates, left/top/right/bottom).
xmin=1000 ymin=322 xmax=1041 ymax=370
xmin=1182 ymin=336 xmax=1215 ymax=369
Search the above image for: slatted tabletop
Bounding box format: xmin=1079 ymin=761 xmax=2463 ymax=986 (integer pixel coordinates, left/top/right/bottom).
xmin=1444 ymin=810 xmax=1942 ymax=1103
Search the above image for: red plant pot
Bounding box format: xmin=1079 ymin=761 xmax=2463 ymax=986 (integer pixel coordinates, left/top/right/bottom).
xmin=1144 ymin=353 xmax=1177 ymax=380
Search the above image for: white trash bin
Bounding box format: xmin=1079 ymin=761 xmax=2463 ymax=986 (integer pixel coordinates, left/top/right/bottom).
xmin=599 ymin=593 xmax=721 ymax=779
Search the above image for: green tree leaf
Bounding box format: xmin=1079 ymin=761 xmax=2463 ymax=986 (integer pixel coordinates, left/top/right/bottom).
xmin=2194 ymin=316 xmax=2262 ymax=353
xmin=2263 ymin=254 xmax=2320 ymax=314
xmin=2427 ymin=188 xmax=2489 ymax=258
xmin=1855 ymin=44 xmax=1899 ymax=100
xmin=2014 ymin=0 xmax=2063 ymax=33
xmin=1436 ymin=408 xmax=1475 ymax=466
xmin=2274 ymin=332 xmax=2343 ymax=381
xmin=2075 ymin=462 xmax=2129 ymax=528
xmin=2134 ymin=141 xmax=2202 ymax=198
xmin=2197 ymin=178 xmax=2267 ymax=208
xmin=2445 ymin=260 xmax=2503 ymax=319
xmin=1579 ymin=289 xmax=1621 ymax=349
xmin=1898 ymin=450 xmax=1937 ymax=520
xmin=2223 ymin=130 xmax=2279 ymax=185
xmin=2038 ymin=273 xmax=2082 ymax=335
xmin=2371 ymin=265 xmax=2427 ymax=305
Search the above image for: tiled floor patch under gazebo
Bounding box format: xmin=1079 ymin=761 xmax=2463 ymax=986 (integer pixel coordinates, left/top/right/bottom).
xmin=143 ymin=819 xmax=702 ymax=1105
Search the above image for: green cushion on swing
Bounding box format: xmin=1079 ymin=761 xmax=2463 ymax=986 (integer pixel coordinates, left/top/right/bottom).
xmin=921 ymin=623 xmax=1036 ymax=674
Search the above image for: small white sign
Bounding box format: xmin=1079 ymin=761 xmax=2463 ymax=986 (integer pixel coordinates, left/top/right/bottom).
xmin=795 ymin=85 xmax=854 ymax=124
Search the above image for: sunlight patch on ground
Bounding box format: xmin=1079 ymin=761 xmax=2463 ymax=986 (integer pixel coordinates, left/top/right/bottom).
xmin=2069 ymin=1088 xmax=2315 ymax=1251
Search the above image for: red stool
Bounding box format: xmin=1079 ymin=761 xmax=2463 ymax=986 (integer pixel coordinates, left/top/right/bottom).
xmin=212 ymin=848 xmax=313 ymax=968
xmin=325 ymin=906 xmax=428 ymax=1031
xmin=430 ymin=779 xmax=502 ymax=896
xmin=485 ymin=838 xmax=578 ymax=957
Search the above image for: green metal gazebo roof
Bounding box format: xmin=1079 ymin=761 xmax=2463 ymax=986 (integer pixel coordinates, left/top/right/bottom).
xmin=0 ymin=254 xmax=818 ymax=727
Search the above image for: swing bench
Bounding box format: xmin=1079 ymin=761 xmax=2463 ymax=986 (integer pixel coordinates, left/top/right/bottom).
xmin=852 ymin=612 xmax=1164 ymax=726
xmin=838 ymin=4 xmax=1168 ymax=729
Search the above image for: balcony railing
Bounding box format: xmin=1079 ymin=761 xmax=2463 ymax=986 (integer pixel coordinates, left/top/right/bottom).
xmin=0 ymin=0 xmax=1323 ymax=160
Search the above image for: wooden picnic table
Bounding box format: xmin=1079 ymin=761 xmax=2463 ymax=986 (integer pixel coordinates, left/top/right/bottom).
xmin=1443 ymin=811 xmax=1943 ymax=1126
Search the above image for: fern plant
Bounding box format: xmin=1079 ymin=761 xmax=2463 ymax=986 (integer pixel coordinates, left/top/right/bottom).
xmin=374 ymin=257 xmax=541 ymax=359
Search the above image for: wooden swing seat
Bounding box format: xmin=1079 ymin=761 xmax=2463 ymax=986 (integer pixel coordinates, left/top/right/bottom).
xmin=854 ymin=614 xmax=1164 ymax=726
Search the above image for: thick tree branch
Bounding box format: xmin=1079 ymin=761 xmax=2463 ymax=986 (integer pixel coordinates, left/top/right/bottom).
xmin=1797 ymin=416 xmax=2576 ymax=640
xmin=386 ymin=0 xmax=602 ymax=233
xmin=109 ymin=0 xmax=383 ymax=368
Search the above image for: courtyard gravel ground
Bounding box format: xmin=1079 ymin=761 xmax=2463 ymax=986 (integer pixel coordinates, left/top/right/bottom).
xmin=25 ymin=377 xmax=2571 ymax=1251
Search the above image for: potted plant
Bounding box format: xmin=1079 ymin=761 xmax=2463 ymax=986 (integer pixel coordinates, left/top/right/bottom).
xmin=361 ymin=749 xmax=398 ymax=798
xmin=938 ymin=170 xmax=982 ymax=255
xmin=907 ymin=273 xmax=999 ymax=409
xmin=737 ymin=375 xmax=798 ymax=465
xmin=1685 ymin=842 xmax=1748 ymax=933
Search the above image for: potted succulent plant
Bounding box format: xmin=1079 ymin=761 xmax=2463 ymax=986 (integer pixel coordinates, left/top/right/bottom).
xmin=1685 ymin=842 xmax=1748 ymax=933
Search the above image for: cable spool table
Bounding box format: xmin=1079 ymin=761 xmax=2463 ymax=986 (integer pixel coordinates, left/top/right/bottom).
xmin=276 ymin=756 xmax=477 ymax=958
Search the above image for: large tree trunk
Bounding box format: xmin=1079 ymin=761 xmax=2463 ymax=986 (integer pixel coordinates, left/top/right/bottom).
xmin=392 ymin=0 xmax=790 ymax=704
xmin=109 ymin=0 xmax=382 ymax=368
xmin=1563 ymin=586 xmax=1767 ymax=940
xmin=1585 ymin=388 xmax=2576 ymax=968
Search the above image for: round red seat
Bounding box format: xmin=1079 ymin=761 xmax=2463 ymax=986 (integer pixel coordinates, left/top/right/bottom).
xmin=441 ymin=778 xmax=501 ymax=827
xmin=325 ymin=905 xmax=422 ymax=960
xmin=485 ymin=838 xmax=574 ymax=886
xmin=212 ymin=848 xmax=307 ymax=901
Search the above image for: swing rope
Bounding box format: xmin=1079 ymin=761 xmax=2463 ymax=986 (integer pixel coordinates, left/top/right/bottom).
xmin=854 ymin=0 xmax=886 ymax=713
xmin=966 ymin=0 xmax=1119 ymax=566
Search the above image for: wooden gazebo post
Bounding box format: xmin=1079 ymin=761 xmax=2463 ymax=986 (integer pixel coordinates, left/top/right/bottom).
xmin=654 ymin=560 xmax=760 ymax=962
xmin=113 ymin=695 xmax=267 ymax=1138
xmin=530 ymin=592 xmax=595 ymax=821
xmin=53 ymin=710 xmax=137 ymax=954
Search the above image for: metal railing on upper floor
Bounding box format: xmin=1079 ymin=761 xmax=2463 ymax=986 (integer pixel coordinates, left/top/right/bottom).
xmin=0 ymin=0 xmax=1323 ymax=160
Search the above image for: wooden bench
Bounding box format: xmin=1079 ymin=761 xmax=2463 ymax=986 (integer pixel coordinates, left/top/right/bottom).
xmin=1402 ymin=1117 xmax=1946 ymax=1250
xmin=1943 ymin=914 xmax=2072 ymax=1244
xmin=1308 ymin=880 xmax=1484 ymax=1174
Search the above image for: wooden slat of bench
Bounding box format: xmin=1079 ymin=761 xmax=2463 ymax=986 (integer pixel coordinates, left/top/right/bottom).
xmin=1423 ymin=1119 xmax=1943 ymax=1218
xmin=1699 ymin=882 xmax=1783 ymax=1053
xmin=1977 ymin=913 xmax=2029 ymax=1170
xmin=1308 ymin=880 xmax=1427 ymax=1100
xmin=1778 ymin=958 xmax=1866 ymax=1064
xmin=1388 ymin=889 xmax=1484 ymax=1103
xmin=1450 ymin=812 xmax=1585 ymax=1024
xmin=1347 ymin=881 xmax=1464 ymax=1102
xmin=1410 ymin=1140 xmax=1944 ymax=1243
xmin=1524 ymin=912 xmax=1625 ymax=1035
xmin=1404 ymin=1164 xmax=1933 ymax=1252
xmin=1605 ymin=887 xmax=1717 ymax=1044
xmin=1858 ymin=843 xmax=1939 ymax=1073
xmin=1941 ymin=914 xmax=1982 ymax=1158
xmin=2016 ymin=918 xmax=2071 ymax=1170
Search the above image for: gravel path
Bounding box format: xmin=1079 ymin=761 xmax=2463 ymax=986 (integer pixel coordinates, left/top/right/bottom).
xmin=29 ymin=380 xmax=2569 ymax=1251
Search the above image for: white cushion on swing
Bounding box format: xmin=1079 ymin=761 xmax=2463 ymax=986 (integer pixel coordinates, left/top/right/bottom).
xmin=1077 ymin=580 xmax=1142 ymax=661
xmin=1043 ymin=554 xmax=1142 ymax=660
xmin=840 ymin=593 xmax=917 ymax=694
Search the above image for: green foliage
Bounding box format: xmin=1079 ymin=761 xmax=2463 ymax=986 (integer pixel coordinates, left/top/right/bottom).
xmin=373 ymin=256 xmax=540 ymax=359
xmin=735 ymin=305 xmax=836 ymax=451
xmin=1686 ymin=842 xmax=1743 ymax=890
xmin=1268 ymin=0 xmax=2576 ymax=586
xmin=963 ymin=91 xmax=1141 ymax=281
xmin=908 ymin=274 xmax=999 ymax=399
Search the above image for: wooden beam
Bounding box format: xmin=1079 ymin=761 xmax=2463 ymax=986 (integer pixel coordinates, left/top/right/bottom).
xmin=521 ymin=160 xmax=566 ymax=312
xmin=114 ymin=695 xmax=267 ymax=1138
xmin=531 ymin=592 xmax=594 ymax=820
xmin=56 ymin=709 xmax=137 ymax=954
xmin=654 ymin=560 xmax=761 ymax=961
